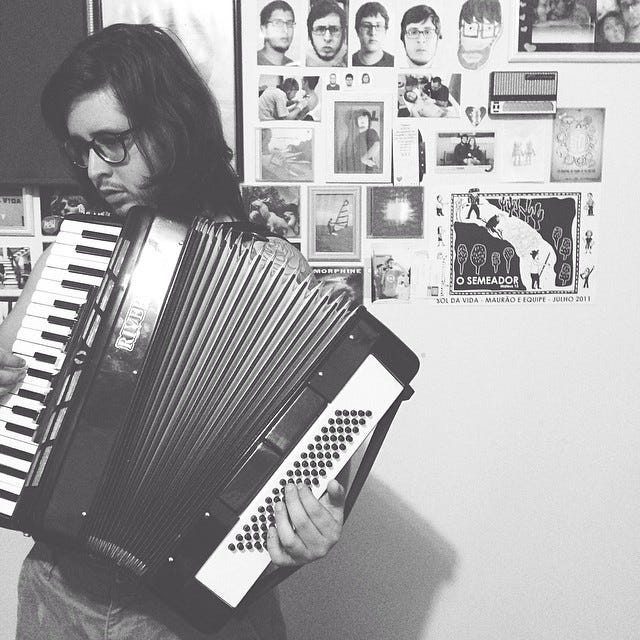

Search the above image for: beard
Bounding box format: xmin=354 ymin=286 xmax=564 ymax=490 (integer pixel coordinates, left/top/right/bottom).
xmin=312 ymin=36 xmax=344 ymax=61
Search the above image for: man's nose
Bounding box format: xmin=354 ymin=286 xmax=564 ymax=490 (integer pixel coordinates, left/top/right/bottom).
xmin=87 ymin=147 xmax=111 ymax=185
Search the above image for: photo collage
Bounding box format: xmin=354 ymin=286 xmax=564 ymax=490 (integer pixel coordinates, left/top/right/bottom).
xmin=243 ymin=0 xmax=605 ymax=305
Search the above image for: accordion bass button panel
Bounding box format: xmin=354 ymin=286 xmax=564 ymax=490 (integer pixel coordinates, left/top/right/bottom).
xmin=0 ymin=217 xmax=122 ymax=518
xmin=194 ymin=354 xmax=404 ymax=608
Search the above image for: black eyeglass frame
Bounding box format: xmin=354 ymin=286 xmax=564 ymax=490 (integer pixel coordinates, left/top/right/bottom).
xmin=62 ymin=127 xmax=136 ymax=169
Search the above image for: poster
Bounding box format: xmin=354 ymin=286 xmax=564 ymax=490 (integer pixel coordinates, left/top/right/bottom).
xmin=426 ymin=185 xmax=599 ymax=305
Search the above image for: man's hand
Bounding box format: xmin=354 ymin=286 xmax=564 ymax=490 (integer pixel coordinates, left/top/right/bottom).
xmin=0 ymin=348 xmax=27 ymax=400
xmin=266 ymin=479 xmax=345 ymax=567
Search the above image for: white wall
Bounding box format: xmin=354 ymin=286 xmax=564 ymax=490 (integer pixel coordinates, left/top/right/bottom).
xmin=2 ymin=8 xmax=640 ymax=640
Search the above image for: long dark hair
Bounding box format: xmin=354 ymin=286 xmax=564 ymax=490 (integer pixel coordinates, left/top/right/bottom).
xmin=41 ymin=23 xmax=244 ymax=219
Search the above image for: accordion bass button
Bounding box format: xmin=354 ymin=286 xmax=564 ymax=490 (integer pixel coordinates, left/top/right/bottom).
xmin=73 ymin=350 xmax=87 ymax=366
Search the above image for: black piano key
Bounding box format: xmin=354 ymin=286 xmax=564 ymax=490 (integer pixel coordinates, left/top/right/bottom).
xmin=26 ymin=368 xmax=54 ymax=382
xmin=69 ymin=264 xmax=106 ymax=278
xmin=81 ymin=230 xmax=119 ymax=243
xmin=47 ymin=315 xmax=76 ymax=328
xmin=18 ymin=389 xmax=47 ymax=403
xmin=0 ymin=444 xmax=33 ymax=463
xmin=33 ymin=352 xmax=57 ymax=365
xmin=41 ymin=331 xmax=68 ymax=345
xmin=53 ymin=300 xmax=81 ymax=312
xmin=5 ymin=422 xmax=35 ymax=438
xmin=61 ymin=279 xmax=92 ymax=293
xmin=12 ymin=406 xmax=40 ymax=420
xmin=75 ymin=244 xmax=112 ymax=258
xmin=0 ymin=464 xmax=27 ymax=480
xmin=0 ymin=487 xmax=19 ymax=502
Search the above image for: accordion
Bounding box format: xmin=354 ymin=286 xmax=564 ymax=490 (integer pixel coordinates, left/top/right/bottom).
xmin=0 ymin=209 xmax=419 ymax=630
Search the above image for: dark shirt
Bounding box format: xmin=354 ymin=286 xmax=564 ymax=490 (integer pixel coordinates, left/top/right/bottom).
xmin=429 ymin=85 xmax=450 ymax=105
xmin=351 ymin=50 xmax=394 ymax=67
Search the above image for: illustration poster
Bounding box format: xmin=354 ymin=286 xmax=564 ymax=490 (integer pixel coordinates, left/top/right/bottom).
xmin=427 ymin=185 xmax=598 ymax=305
xmin=551 ymin=108 xmax=605 ymax=183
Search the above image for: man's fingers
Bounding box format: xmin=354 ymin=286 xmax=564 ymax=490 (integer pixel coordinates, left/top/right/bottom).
xmin=0 ymin=349 xmax=26 ymax=369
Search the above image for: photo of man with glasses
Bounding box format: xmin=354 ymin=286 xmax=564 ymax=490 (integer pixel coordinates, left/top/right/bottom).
xmin=399 ymin=5 xmax=442 ymax=67
xmin=352 ymin=1 xmax=395 ymax=66
xmin=306 ymin=0 xmax=349 ymax=66
xmin=258 ymin=0 xmax=299 ymax=65
xmin=457 ymin=0 xmax=502 ymax=70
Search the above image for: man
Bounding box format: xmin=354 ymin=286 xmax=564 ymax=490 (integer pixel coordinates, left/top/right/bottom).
xmin=454 ymin=135 xmax=471 ymax=165
xmin=352 ymin=2 xmax=394 ymax=67
xmin=326 ymin=72 xmax=340 ymax=90
xmin=617 ymin=0 xmax=640 ymax=41
xmin=344 ymin=72 xmax=354 ymax=87
xmin=4 ymin=24 xmax=345 ymax=640
xmin=400 ymin=5 xmax=442 ymax=67
xmin=306 ymin=0 xmax=348 ymax=66
xmin=258 ymin=0 xmax=298 ymax=66
xmin=457 ymin=0 xmax=502 ymax=70
xmin=258 ymin=77 xmax=305 ymax=120
xmin=427 ymin=76 xmax=450 ymax=108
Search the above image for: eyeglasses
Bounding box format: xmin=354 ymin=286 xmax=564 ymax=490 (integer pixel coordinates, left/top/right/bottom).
xmin=62 ymin=128 xmax=135 ymax=168
xmin=404 ymin=27 xmax=438 ymax=39
xmin=312 ymin=25 xmax=342 ymax=37
xmin=267 ymin=19 xmax=296 ymax=30
xmin=359 ymin=22 xmax=387 ymax=33
xmin=460 ymin=20 xmax=499 ymax=39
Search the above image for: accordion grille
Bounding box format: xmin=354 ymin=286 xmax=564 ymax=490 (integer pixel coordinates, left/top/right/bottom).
xmin=84 ymin=220 xmax=352 ymax=574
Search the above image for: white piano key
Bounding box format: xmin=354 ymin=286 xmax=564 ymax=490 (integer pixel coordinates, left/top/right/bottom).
xmin=13 ymin=340 xmax=65 ymax=368
xmin=42 ymin=266 xmax=103 ymax=289
xmin=0 ymin=406 xmax=38 ymax=430
xmin=31 ymin=290 xmax=84 ymax=311
xmin=0 ymin=479 xmax=20 ymax=516
xmin=22 ymin=316 xmax=73 ymax=338
xmin=0 ymin=435 xmax=37 ymax=474
xmin=50 ymin=242 xmax=112 ymax=267
xmin=17 ymin=328 xmax=69 ymax=352
xmin=25 ymin=301 xmax=78 ymax=322
xmin=55 ymin=231 xmax=117 ymax=254
xmin=0 ymin=418 xmax=37 ymax=443
xmin=0 ymin=392 xmax=44 ymax=414
xmin=21 ymin=373 xmax=52 ymax=392
xmin=60 ymin=218 xmax=122 ymax=237
xmin=195 ymin=355 xmax=404 ymax=607
xmin=45 ymin=254 xmax=107 ymax=276
xmin=36 ymin=279 xmax=89 ymax=301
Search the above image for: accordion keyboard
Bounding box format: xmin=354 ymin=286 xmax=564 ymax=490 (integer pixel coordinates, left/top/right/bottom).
xmin=0 ymin=218 xmax=121 ymax=517
xmin=195 ymin=354 xmax=404 ymax=607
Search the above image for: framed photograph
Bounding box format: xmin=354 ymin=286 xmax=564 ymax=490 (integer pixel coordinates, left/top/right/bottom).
xmin=241 ymin=185 xmax=301 ymax=238
xmin=39 ymin=187 xmax=93 ymax=236
xmin=435 ymin=132 xmax=496 ymax=174
xmin=258 ymin=74 xmax=322 ymax=122
xmin=311 ymin=264 xmax=364 ymax=307
xmin=308 ymin=186 xmax=361 ymax=261
xmin=397 ymin=73 xmax=462 ymax=119
xmin=89 ymin=0 xmax=244 ymax=176
xmin=0 ymin=240 xmax=42 ymax=295
xmin=511 ymin=0 xmax=640 ymax=61
xmin=0 ymin=187 xmax=35 ymax=236
xmin=367 ymin=186 xmax=424 ymax=238
xmin=327 ymin=94 xmax=393 ymax=183
xmin=258 ymin=128 xmax=314 ymax=182
xmin=371 ymin=248 xmax=411 ymax=302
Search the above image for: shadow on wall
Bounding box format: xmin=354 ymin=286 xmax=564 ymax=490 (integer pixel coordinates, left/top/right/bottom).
xmin=279 ymin=476 xmax=457 ymax=640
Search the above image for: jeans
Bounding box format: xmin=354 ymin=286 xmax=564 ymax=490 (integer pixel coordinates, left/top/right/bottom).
xmin=16 ymin=543 xmax=287 ymax=640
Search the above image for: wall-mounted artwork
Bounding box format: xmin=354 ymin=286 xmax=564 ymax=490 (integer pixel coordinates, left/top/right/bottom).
xmin=0 ymin=188 xmax=34 ymax=236
xmin=511 ymin=0 xmax=640 ymax=61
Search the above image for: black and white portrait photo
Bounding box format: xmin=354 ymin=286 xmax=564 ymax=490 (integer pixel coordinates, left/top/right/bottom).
xmin=306 ymin=0 xmax=349 ymax=66
xmin=435 ymin=131 xmax=495 ymax=173
xmin=349 ymin=0 xmax=396 ymax=66
xmin=329 ymin=97 xmax=392 ymax=182
xmin=257 ymin=0 xmax=304 ymax=65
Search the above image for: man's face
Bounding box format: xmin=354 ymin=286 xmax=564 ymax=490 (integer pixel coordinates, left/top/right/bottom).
xmin=311 ymin=12 xmax=345 ymax=61
xmin=262 ymin=9 xmax=295 ymax=52
xmin=603 ymin=15 xmax=626 ymax=41
xmin=66 ymin=87 xmax=157 ymax=216
xmin=620 ymin=0 xmax=640 ymax=29
xmin=329 ymin=73 xmax=337 ymax=84
xmin=461 ymin=135 xmax=468 ymax=144
xmin=403 ymin=18 xmax=439 ymax=65
xmin=458 ymin=19 xmax=501 ymax=70
xmin=346 ymin=75 xmax=353 ymax=86
xmin=357 ymin=13 xmax=387 ymax=54
xmin=550 ymin=0 xmax=569 ymax=19
xmin=431 ymin=79 xmax=441 ymax=90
